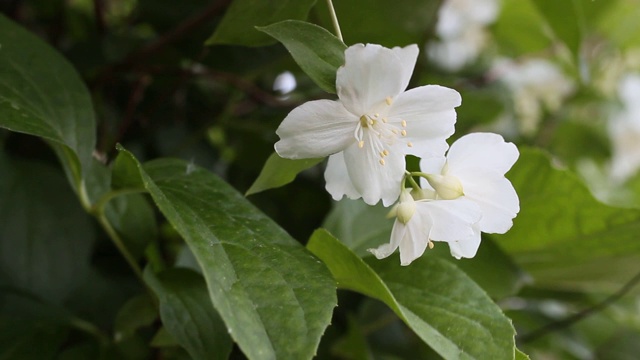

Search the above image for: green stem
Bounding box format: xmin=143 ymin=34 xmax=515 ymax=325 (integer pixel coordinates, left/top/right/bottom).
xmin=325 ymin=0 xmax=343 ymax=41
xmin=69 ymin=316 xmax=110 ymax=346
xmin=95 ymin=211 xmax=146 ymax=284
xmin=404 ymin=173 xmax=421 ymax=191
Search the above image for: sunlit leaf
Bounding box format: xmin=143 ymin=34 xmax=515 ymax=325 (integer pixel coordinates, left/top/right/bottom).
xmin=246 ymin=151 xmax=323 ymax=196
xmin=258 ymin=20 xmax=346 ymax=93
xmin=116 ymin=146 xmax=337 ymax=359
xmin=308 ymin=229 xmax=516 ymax=360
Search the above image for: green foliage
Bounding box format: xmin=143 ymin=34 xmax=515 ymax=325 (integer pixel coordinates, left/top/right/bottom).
xmin=246 ymin=151 xmax=323 ymax=195
xmin=4 ymin=0 xmax=640 ymax=358
xmin=145 ymin=268 xmax=233 ymax=360
xmin=497 ymin=149 xmax=640 ymax=291
xmin=0 ymin=14 xmax=95 ymax=190
xmin=308 ymin=229 xmax=516 ymax=360
xmin=258 ymin=20 xmax=346 ymax=93
xmin=116 ymin=146 xmax=337 ymax=359
xmin=207 ymin=0 xmax=317 ymax=46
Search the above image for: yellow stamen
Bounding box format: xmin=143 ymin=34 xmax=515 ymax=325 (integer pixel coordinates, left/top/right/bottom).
xmin=382 ymin=118 xmax=388 ymax=123
xmin=407 ymin=142 xmax=413 ymax=147
xmin=401 ymin=130 xmax=407 ymax=136
xmin=380 ymin=151 xmax=386 ymax=157
xmin=379 ymin=159 xmax=385 ymax=165
xmin=383 ymin=149 xmax=389 ymax=156
xmin=358 ymin=141 xmax=364 ymax=148
xmin=385 ymin=96 xmax=393 ymax=105
xmin=375 ymin=113 xmax=380 ymax=118
xmin=428 ymin=241 xmax=434 ymax=249
xmin=401 ymin=120 xmax=407 ymax=127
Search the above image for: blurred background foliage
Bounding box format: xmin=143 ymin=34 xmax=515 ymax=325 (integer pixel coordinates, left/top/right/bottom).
xmin=3 ymin=0 xmax=640 ymax=358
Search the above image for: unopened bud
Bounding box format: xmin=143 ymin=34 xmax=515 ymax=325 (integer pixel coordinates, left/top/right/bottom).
xmin=425 ymin=174 xmax=464 ymax=200
xmin=396 ymin=189 xmax=416 ymax=224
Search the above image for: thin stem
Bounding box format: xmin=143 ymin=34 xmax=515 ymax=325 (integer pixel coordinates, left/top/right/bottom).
xmin=96 ymin=211 xmax=146 ymax=284
xmin=521 ymin=269 xmax=640 ymax=343
xmin=404 ymin=173 xmax=421 ymax=191
xmin=325 ymin=0 xmax=343 ymax=41
xmin=91 ymin=188 xmax=146 ymax=214
xmin=69 ymin=316 xmax=110 ymax=346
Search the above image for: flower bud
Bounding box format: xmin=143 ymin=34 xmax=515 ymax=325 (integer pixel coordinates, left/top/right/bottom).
xmin=396 ymin=189 xmax=417 ymax=224
xmin=425 ymin=174 xmax=464 ymax=200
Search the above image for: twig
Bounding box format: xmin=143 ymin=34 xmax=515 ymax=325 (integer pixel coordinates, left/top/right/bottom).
xmin=521 ymin=269 xmax=640 ymax=343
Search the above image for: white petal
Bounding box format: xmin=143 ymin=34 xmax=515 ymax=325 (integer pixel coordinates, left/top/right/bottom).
xmin=446 ymin=133 xmax=519 ymax=175
xmin=343 ymin=142 xmax=404 ymax=206
xmin=275 ymin=100 xmax=355 ymax=159
xmin=419 ymin=198 xmax=481 ymax=241
xmin=399 ymin=212 xmax=431 ymax=265
xmin=369 ymin=220 xmax=405 ymax=260
xmin=460 ymin=169 xmax=519 ymax=234
xmin=389 ymin=85 xmax=461 ymax=157
xmin=324 ymin=153 xmax=360 ymax=201
xmin=447 ymin=224 xmax=482 ymax=259
xmin=337 ymin=44 xmax=418 ymax=115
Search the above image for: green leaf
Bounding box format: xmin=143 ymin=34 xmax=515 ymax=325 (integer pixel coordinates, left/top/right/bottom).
xmin=0 ymin=155 xmax=94 ymax=304
xmin=495 ymin=148 xmax=640 ymax=291
xmin=493 ymin=0 xmax=550 ymax=57
xmin=515 ymin=348 xmax=531 ymax=360
xmin=597 ymin=0 xmax=640 ymax=49
xmin=116 ymin=146 xmax=337 ymax=360
xmin=530 ymin=0 xmax=583 ymax=56
xmin=207 ymin=0 xmax=317 ymax=46
xmin=308 ymin=229 xmax=516 ymax=360
xmin=114 ymin=294 xmax=158 ymax=341
xmin=247 ymin=151 xmax=323 ymax=196
xmin=0 ymin=14 xmax=96 ymax=188
xmin=314 ymin=0 xmax=440 ymax=47
xmin=105 ymin=195 xmax=158 ymax=260
xmin=144 ymin=268 xmax=232 ymax=360
xmin=258 ymin=20 xmax=346 ymax=93
xmin=322 ymin=199 xmax=392 ymax=258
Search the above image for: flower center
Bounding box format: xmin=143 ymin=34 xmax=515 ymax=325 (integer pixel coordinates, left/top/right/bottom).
xmin=353 ymin=97 xmax=413 ymax=166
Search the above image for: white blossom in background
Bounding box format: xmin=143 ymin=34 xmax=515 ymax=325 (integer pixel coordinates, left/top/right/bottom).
xmin=609 ymin=74 xmax=640 ymax=183
xmin=275 ymin=43 xmax=461 ymax=206
xmin=491 ymin=58 xmax=574 ymax=136
xmin=273 ymin=71 xmax=297 ymax=95
xmin=428 ymin=0 xmax=499 ymax=71
xmin=370 ymin=133 xmax=519 ymax=264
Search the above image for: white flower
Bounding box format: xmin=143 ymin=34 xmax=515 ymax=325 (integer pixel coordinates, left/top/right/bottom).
xmin=275 ymin=44 xmax=461 ymax=206
xmin=369 ymin=189 xmax=481 ymax=265
xmin=428 ymin=0 xmax=499 ymax=71
xmin=492 ymin=58 xmax=574 ymax=136
xmin=421 ymin=132 xmax=520 ymax=258
xmin=609 ymin=73 xmax=640 ymax=182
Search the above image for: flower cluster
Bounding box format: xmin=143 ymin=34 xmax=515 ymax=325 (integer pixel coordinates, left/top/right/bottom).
xmin=275 ymin=43 xmax=519 ymax=265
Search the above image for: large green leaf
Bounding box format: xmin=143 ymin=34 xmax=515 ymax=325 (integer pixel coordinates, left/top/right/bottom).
xmin=258 ymin=20 xmax=346 ymax=93
xmin=323 ymin=199 xmax=527 ymax=299
xmin=0 ymin=14 xmax=96 ymax=189
xmin=116 ymin=146 xmax=337 ymax=360
xmin=308 ymin=229 xmax=516 ymax=360
xmin=145 ymin=268 xmax=232 ymax=360
xmin=314 ymin=0 xmax=440 ymax=47
xmin=246 ymin=151 xmax=323 ymax=196
xmin=207 ymin=0 xmax=317 ymax=46
xmin=495 ymin=148 xmax=640 ymax=291
xmin=0 ymin=155 xmax=93 ymax=304
xmin=530 ymin=0 xmax=583 ymax=57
